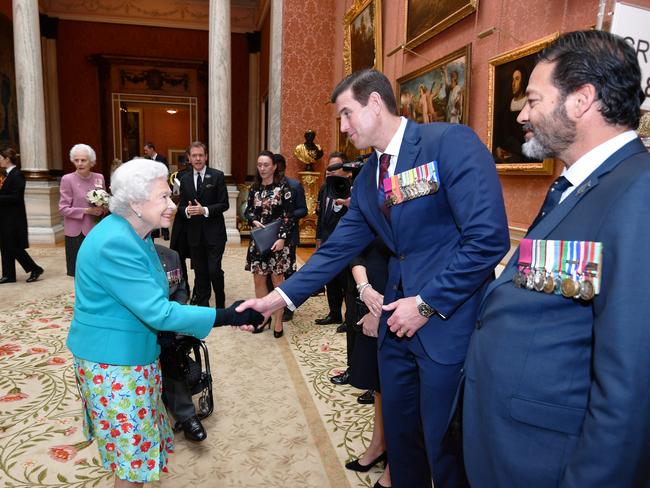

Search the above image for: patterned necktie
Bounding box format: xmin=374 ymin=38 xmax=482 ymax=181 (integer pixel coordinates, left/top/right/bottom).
xmin=529 ymin=175 xmax=572 ymax=230
xmin=196 ymin=172 xmax=203 ymax=193
xmin=377 ymin=153 xmax=391 ymax=217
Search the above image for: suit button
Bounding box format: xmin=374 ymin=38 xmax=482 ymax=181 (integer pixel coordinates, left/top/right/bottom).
xmin=393 ymin=285 xmax=398 ymax=291
xmin=399 ymin=254 xmax=405 ymax=260
xmin=476 ymin=319 xmax=482 ymax=329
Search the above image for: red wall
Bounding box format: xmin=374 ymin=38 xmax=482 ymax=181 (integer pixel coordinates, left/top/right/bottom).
xmin=56 ymin=20 xmax=248 ymax=180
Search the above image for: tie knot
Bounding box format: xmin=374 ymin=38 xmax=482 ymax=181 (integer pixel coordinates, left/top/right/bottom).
xmin=553 ymin=176 xmax=571 ymax=192
xmin=379 ymin=153 xmax=391 ymax=170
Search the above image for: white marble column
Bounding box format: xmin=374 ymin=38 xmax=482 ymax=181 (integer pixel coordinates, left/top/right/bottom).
xmin=268 ymin=0 xmax=283 ymax=153
xmin=209 ymin=0 xmax=240 ymax=243
xmin=13 ymin=0 xmax=63 ymax=244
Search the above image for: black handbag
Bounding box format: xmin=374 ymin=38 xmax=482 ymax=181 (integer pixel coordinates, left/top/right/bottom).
xmin=251 ymin=220 xmax=281 ymax=255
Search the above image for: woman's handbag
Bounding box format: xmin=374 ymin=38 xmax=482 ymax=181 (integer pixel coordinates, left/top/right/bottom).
xmin=251 ymin=220 xmax=281 ymax=255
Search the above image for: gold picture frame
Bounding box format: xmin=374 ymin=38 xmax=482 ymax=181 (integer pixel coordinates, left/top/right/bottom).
xmin=168 ymin=148 xmax=187 ymax=173
xmin=344 ymin=0 xmax=382 ymax=75
xmin=487 ymin=33 xmax=559 ymax=175
xmin=396 ymin=44 xmax=471 ymax=125
xmin=405 ymin=0 xmax=477 ymax=50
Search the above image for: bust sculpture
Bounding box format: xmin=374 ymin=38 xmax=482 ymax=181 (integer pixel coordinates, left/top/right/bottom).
xmin=294 ymin=129 xmax=324 ymax=171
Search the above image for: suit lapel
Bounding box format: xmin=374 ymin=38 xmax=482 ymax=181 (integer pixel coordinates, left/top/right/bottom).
xmin=481 ymin=138 xmax=647 ymax=304
xmin=363 ymin=153 xmax=393 ymax=240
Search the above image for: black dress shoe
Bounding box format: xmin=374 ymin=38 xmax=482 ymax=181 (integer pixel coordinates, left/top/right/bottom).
xmin=181 ymin=415 xmax=207 ymax=442
xmin=26 ymin=267 xmax=44 ymax=283
xmin=357 ymin=389 xmax=375 ymax=404
xmin=315 ymin=314 xmax=343 ymax=325
xmin=0 ymin=276 xmax=16 ymax=284
xmin=345 ymin=451 xmax=387 ymax=472
xmin=335 ymin=323 xmax=348 ymax=333
xmin=330 ymin=369 xmax=350 ymax=385
xmin=282 ymin=309 xmax=293 ymax=322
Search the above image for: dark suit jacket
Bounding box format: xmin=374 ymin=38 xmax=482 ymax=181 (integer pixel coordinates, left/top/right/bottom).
xmin=177 ymin=167 xmax=229 ymax=247
xmin=286 ymin=177 xmax=306 ymax=246
xmin=152 ymin=153 xmax=168 ymax=168
xmin=0 ymin=167 xmax=29 ymax=250
xmin=154 ymin=244 xmax=188 ymax=304
xmin=463 ymin=137 xmax=650 ymax=487
xmin=315 ymin=183 xmax=348 ymax=243
xmin=281 ymin=121 xmax=510 ymax=364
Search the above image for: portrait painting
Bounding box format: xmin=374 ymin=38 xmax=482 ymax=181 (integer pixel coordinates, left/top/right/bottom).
xmin=488 ymin=33 xmax=558 ymax=175
xmin=397 ymin=45 xmax=471 ymax=125
xmin=0 ymin=14 xmax=19 ymax=153
xmin=344 ymin=0 xmax=382 ymax=75
xmin=406 ymin=0 xmax=477 ymax=49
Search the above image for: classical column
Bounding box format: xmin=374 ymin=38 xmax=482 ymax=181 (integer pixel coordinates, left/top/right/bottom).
xmin=209 ymin=0 xmax=240 ymax=243
xmin=13 ymin=0 xmax=63 ymax=244
xmin=268 ymin=0 xmax=283 ymax=153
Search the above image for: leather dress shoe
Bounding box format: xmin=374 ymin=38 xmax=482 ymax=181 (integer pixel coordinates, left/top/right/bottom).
xmin=181 ymin=415 xmax=207 ymax=442
xmin=330 ymin=369 xmax=350 ymax=385
xmin=26 ymin=267 xmax=44 ymax=283
xmin=335 ymin=323 xmax=348 ymax=333
xmin=357 ymin=389 xmax=375 ymax=404
xmin=0 ymin=276 xmax=16 ymax=284
xmin=315 ymin=314 xmax=343 ymax=325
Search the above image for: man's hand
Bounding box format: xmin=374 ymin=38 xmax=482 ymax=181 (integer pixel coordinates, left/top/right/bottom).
xmin=236 ymin=290 xmax=286 ymax=332
xmin=383 ymin=297 xmax=428 ymax=338
xmin=334 ymin=197 xmax=351 ymax=208
xmin=186 ymin=200 xmax=205 ymax=217
xmin=359 ymin=312 xmax=380 ymax=338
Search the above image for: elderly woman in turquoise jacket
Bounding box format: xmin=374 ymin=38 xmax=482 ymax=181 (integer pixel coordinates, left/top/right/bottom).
xmin=66 ymin=159 xmax=261 ymax=488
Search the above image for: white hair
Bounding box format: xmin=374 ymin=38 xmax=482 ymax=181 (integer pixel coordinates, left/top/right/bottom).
xmin=109 ymin=158 xmax=168 ymax=217
xmin=69 ymin=143 xmax=97 ymax=165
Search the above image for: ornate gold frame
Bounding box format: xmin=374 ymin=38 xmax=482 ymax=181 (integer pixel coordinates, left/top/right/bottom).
xmin=396 ymin=44 xmax=471 ymax=125
xmin=405 ymin=0 xmax=477 ymax=50
xmin=344 ymin=0 xmax=383 ymax=75
xmin=487 ymin=33 xmax=558 ymax=175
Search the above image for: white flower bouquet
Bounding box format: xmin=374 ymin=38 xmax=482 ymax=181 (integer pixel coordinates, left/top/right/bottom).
xmin=86 ymin=188 xmax=110 ymax=208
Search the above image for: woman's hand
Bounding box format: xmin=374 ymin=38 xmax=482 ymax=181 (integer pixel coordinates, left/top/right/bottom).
xmin=271 ymin=238 xmax=285 ymax=252
xmin=361 ymin=287 xmax=384 ymax=318
xmin=252 ymin=220 xmax=264 ymax=229
xmin=85 ymin=206 xmax=104 ymax=216
xmin=358 ymin=312 xmax=380 ymax=338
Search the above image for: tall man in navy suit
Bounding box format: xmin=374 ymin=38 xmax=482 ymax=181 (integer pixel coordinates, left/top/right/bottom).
xmin=178 ymin=141 xmax=229 ymax=309
xmin=239 ymin=70 xmax=509 ymax=487
xmin=463 ymin=30 xmax=650 ymax=487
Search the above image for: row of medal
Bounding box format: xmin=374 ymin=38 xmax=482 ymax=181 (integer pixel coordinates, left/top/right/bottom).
xmin=384 ymin=161 xmax=440 ymax=207
xmin=166 ymin=268 xmax=183 ymax=285
xmin=513 ymin=238 xmax=602 ymax=301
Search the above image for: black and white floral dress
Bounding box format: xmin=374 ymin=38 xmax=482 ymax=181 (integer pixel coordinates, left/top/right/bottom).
xmin=245 ymin=179 xmax=295 ymax=275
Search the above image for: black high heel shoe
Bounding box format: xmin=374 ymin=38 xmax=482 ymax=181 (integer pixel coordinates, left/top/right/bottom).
xmin=252 ymin=317 xmax=271 ymax=334
xmin=345 ymin=452 xmax=387 ymax=472
xmin=273 ymin=327 xmax=283 ymax=338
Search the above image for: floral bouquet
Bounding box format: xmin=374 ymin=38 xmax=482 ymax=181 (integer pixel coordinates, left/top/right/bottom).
xmin=86 ymin=188 xmax=110 ymax=209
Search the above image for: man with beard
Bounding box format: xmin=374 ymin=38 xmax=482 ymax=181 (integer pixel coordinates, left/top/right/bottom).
xmin=463 ymin=30 xmax=650 ymax=487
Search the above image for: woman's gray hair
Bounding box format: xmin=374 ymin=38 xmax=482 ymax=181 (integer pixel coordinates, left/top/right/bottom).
xmin=69 ymin=143 xmax=97 ymax=165
xmin=109 ymin=158 xmax=168 ymax=217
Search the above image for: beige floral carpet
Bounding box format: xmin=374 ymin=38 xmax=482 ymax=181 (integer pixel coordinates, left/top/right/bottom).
xmin=0 ymin=246 xmax=383 ymax=487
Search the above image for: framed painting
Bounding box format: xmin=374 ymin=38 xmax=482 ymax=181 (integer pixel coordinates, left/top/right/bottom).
xmin=396 ymin=45 xmax=471 ymax=125
xmin=405 ymin=0 xmax=477 ymax=49
xmin=336 ymin=117 xmax=371 ymax=161
xmin=344 ymin=0 xmax=382 ymax=75
xmin=168 ymin=148 xmax=188 ymax=173
xmin=488 ymin=33 xmax=558 ymax=175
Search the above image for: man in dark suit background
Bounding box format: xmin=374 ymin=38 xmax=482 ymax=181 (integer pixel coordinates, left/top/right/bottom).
xmin=0 ymin=147 xmax=44 ymax=283
xmin=463 ymin=30 xmax=650 ymax=487
xmin=143 ymin=142 xmax=168 ymax=167
xmin=178 ymin=141 xmax=229 ymax=309
xmin=239 ymin=69 xmax=509 ymax=487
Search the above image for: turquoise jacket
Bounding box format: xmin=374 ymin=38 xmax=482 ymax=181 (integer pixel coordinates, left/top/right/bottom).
xmin=66 ymin=214 xmax=215 ymax=365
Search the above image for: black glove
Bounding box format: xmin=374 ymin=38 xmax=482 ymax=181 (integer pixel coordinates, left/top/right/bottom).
xmin=213 ymin=300 xmax=265 ymax=327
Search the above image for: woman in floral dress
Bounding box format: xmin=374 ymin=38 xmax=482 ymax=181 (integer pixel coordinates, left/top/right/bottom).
xmin=245 ymin=150 xmax=295 ymax=338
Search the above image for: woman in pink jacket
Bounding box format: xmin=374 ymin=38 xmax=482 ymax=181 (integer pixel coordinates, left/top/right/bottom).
xmin=58 ymin=144 xmax=106 ymax=276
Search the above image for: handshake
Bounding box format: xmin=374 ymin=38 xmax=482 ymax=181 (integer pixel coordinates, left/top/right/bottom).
xmin=213 ymin=300 xmax=265 ymax=327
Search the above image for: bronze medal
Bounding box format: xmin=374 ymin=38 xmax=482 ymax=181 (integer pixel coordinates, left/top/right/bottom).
xmin=429 ymin=180 xmax=439 ymax=193
xmin=560 ymin=277 xmax=580 ymax=298
xmin=512 ymin=271 xmax=525 ymax=288
xmin=533 ymin=270 xmax=545 ymax=292
xmin=579 ymin=279 xmax=595 ymax=301
xmin=543 ymin=274 xmax=556 ymax=293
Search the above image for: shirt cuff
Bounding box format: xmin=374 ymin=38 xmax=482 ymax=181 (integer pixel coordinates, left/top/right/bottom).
xmin=275 ymin=287 xmax=296 ymax=311
xmin=204 ymin=207 xmax=209 ymax=217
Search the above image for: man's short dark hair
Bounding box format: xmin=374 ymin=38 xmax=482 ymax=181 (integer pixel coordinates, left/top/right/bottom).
xmin=328 ymin=151 xmax=346 ymax=161
xmin=330 ymin=69 xmax=398 ymax=114
xmin=144 ymin=142 xmax=155 ymax=150
xmin=538 ymin=30 xmax=645 ymax=129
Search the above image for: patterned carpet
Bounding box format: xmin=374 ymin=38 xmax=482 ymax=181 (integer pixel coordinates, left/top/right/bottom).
xmin=0 ymin=246 xmax=383 ymax=487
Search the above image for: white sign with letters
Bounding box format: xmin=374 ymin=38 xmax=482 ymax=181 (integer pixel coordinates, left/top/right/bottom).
xmin=611 ymin=2 xmax=650 ymax=111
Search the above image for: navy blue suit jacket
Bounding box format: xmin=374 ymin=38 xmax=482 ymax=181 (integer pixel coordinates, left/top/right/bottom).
xmin=463 ymin=137 xmax=650 ymax=487
xmin=281 ymin=121 xmax=509 ymax=364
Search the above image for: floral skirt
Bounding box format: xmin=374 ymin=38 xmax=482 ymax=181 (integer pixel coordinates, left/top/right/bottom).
xmin=245 ymin=240 xmax=294 ymax=275
xmin=73 ymin=357 xmax=174 ymax=482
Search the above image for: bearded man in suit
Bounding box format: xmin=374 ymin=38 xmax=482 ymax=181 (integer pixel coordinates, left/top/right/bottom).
xmin=177 ymin=141 xmax=229 ymax=309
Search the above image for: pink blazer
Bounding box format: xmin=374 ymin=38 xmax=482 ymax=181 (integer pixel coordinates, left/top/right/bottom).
xmin=59 ymin=171 xmax=106 ymax=237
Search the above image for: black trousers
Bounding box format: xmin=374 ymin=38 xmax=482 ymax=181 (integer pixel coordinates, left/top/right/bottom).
xmin=1 ymin=245 xmax=39 ymax=281
xmin=190 ymin=241 xmax=226 ymax=308
xmin=64 ymin=234 xmax=85 ymax=277
xmin=159 ymin=335 xmax=196 ymax=422
xmin=325 ymin=269 xmax=347 ymax=320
